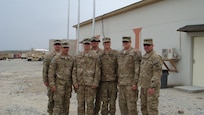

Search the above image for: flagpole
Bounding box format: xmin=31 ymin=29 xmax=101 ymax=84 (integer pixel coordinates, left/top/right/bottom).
xmin=92 ymin=0 xmax=95 ymax=36
xmin=67 ymin=0 xmax=70 ymax=40
xmin=77 ymin=0 xmax=80 ymax=53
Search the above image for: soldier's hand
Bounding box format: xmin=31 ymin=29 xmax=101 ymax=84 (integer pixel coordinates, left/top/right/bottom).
xmin=51 ymin=86 xmax=56 ymax=92
xmin=148 ymin=88 xmax=155 ymax=95
xmin=91 ymin=85 xmax=97 ymax=89
xmin=74 ymin=84 xmax=78 ymax=89
xmin=44 ymin=82 xmax=49 ymax=87
xmin=131 ymin=84 xmax=138 ymax=91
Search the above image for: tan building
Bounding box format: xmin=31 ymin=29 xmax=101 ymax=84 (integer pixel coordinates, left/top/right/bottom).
xmin=73 ymin=0 xmax=204 ymax=87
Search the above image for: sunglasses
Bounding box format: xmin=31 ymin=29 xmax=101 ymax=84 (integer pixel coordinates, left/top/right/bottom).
xmin=143 ymin=44 xmax=151 ymax=46
xmin=91 ymin=41 xmax=100 ymax=42
xmin=84 ymin=43 xmax=90 ymax=45
xmin=122 ymin=41 xmax=129 ymax=43
xmin=54 ymin=43 xmax=61 ymax=45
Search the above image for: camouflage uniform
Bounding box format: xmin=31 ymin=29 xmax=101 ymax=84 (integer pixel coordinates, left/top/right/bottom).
xmin=91 ymin=48 xmax=103 ymax=55
xmin=90 ymin=36 xmax=104 ymax=115
xmin=92 ymin=48 xmax=103 ymax=115
xmin=48 ymin=45 xmax=74 ymax=115
xmin=100 ymin=48 xmax=118 ymax=115
xmin=43 ymin=50 xmax=60 ymax=114
xmin=139 ymin=39 xmax=162 ymax=115
xmin=72 ymin=49 xmax=101 ymax=115
xmin=117 ymin=36 xmax=141 ymax=115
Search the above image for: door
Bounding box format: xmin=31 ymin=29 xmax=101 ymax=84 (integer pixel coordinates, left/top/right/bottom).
xmin=193 ymin=37 xmax=204 ymax=87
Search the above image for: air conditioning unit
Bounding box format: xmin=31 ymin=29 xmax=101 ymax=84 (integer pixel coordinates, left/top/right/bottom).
xmin=162 ymin=48 xmax=180 ymax=59
xmin=168 ymin=48 xmax=180 ymax=59
xmin=162 ymin=49 xmax=168 ymax=59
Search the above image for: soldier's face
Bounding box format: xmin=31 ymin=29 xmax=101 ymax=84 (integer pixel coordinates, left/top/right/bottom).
xmin=103 ymin=42 xmax=111 ymax=49
xmin=91 ymin=41 xmax=99 ymax=48
xmin=54 ymin=43 xmax=61 ymax=51
xmin=83 ymin=43 xmax=91 ymax=50
xmin=61 ymin=47 xmax=69 ymax=54
xmin=122 ymin=41 xmax=131 ymax=50
xmin=144 ymin=44 xmax=153 ymax=53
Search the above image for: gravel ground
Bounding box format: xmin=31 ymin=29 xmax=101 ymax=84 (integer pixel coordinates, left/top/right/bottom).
xmin=0 ymin=59 xmax=204 ymax=115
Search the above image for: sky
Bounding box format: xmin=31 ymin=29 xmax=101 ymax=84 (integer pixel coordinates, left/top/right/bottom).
xmin=0 ymin=0 xmax=141 ymax=51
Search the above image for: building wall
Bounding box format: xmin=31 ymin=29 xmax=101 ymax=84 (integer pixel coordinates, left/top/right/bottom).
xmin=68 ymin=39 xmax=77 ymax=56
xmin=77 ymin=0 xmax=204 ymax=86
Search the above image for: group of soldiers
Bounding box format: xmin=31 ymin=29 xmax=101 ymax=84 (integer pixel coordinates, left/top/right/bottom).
xmin=42 ymin=36 xmax=163 ymax=115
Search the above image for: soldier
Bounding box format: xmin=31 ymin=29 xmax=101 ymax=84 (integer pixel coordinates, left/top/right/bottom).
xmin=42 ymin=39 xmax=61 ymax=115
xmin=48 ymin=41 xmax=74 ymax=115
xmin=138 ymin=38 xmax=162 ymax=115
xmin=100 ymin=37 xmax=118 ymax=115
xmin=117 ymin=36 xmax=141 ymax=115
xmin=90 ymin=36 xmax=103 ymax=115
xmin=73 ymin=38 xmax=101 ymax=115
xmin=91 ymin=36 xmax=103 ymax=55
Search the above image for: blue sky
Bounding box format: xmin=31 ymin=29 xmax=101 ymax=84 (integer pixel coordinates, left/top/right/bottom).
xmin=0 ymin=0 xmax=140 ymax=50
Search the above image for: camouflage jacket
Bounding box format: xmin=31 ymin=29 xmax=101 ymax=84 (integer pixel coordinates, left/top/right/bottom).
xmin=138 ymin=50 xmax=162 ymax=89
xmin=48 ymin=54 xmax=74 ymax=88
xmin=42 ymin=51 xmax=60 ymax=83
xmin=91 ymin=48 xmax=103 ymax=56
xmin=100 ymin=49 xmax=118 ymax=82
xmin=117 ymin=47 xmax=141 ymax=85
xmin=72 ymin=50 xmax=101 ymax=87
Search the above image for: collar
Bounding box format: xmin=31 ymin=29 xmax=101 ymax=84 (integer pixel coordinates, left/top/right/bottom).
xmin=143 ymin=50 xmax=155 ymax=59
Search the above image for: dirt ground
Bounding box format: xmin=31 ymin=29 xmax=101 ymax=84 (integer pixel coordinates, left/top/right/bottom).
xmin=0 ymin=59 xmax=204 ymax=115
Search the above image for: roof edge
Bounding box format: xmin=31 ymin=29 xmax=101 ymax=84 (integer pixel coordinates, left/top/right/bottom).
xmin=177 ymin=24 xmax=204 ymax=32
xmin=73 ymin=0 xmax=163 ymax=28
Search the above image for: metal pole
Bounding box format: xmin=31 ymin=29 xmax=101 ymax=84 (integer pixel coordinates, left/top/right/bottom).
xmin=77 ymin=0 xmax=80 ymax=53
xmin=92 ymin=0 xmax=95 ymax=36
xmin=67 ymin=0 xmax=70 ymax=40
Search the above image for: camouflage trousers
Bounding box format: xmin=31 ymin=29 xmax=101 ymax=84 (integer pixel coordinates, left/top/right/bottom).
xmin=47 ymin=87 xmax=54 ymax=114
xmin=119 ymin=85 xmax=138 ymax=115
xmin=53 ymin=85 xmax=72 ymax=115
xmin=94 ymin=82 xmax=101 ymax=115
xmin=100 ymin=81 xmax=117 ymax=115
xmin=140 ymin=88 xmax=160 ymax=115
xmin=77 ymin=85 xmax=96 ymax=115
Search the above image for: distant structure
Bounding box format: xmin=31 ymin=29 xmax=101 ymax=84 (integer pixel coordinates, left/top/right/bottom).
xmin=49 ymin=39 xmax=77 ymax=56
xmin=33 ymin=48 xmax=49 ymax=52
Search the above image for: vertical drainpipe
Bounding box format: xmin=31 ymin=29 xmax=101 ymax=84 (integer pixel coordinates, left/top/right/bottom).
xmin=179 ymin=32 xmax=181 ymax=52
